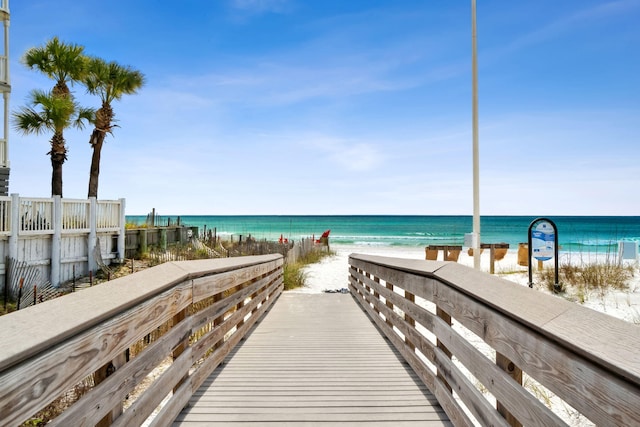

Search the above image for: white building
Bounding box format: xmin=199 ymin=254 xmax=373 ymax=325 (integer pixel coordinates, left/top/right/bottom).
xmin=0 ymin=1 xmax=9 ymax=195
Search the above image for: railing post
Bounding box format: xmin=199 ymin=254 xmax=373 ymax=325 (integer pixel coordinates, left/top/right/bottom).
xmin=117 ymin=198 xmax=125 ymax=262
xmin=94 ymin=351 xmax=127 ymax=427
xmin=404 ymin=290 xmax=415 ymax=351
xmin=373 ymin=276 xmax=380 ymax=314
xmin=385 ymin=281 xmax=393 ymax=328
xmin=173 ymin=308 xmax=189 ymax=392
xmin=250 ymin=283 xmax=260 ymax=317
xmin=496 ymin=352 xmax=523 ymax=427
xmin=8 ymin=193 xmax=18 ymax=262
xmin=51 ymin=195 xmax=61 ymax=287
xmin=364 ymin=272 xmax=371 ymax=294
xmin=436 ymin=306 xmax=453 ymax=393
xmin=356 ymin=267 xmax=363 ymax=288
xmin=213 ymin=292 xmax=224 ymax=350
xmin=88 ymin=197 xmax=97 ymax=273
xmin=235 ymin=283 xmax=246 ymax=330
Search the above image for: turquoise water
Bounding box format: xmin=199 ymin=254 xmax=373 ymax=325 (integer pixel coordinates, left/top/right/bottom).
xmin=125 ymin=215 xmax=640 ymax=254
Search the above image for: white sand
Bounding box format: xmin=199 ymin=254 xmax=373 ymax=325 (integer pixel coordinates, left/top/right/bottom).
xmin=296 ymin=244 xmax=640 ymax=323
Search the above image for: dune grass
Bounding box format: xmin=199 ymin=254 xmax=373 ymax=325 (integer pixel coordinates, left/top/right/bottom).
xmin=284 ymin=249 xmax=334 ymax=290
xmin=537 ymin=261 xmax=635 ymax=297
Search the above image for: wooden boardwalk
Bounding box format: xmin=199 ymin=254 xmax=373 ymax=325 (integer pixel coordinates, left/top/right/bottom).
xmin=173 ymin=292 xmax=452 ymax=426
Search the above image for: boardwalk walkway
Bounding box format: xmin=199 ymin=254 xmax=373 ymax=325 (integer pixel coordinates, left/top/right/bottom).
xmin=173 ymin=292 xmax=452 ymax=426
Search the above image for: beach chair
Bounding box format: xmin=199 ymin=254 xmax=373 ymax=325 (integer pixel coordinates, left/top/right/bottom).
xmin=315 ymin=229 xmax=330 ymax=244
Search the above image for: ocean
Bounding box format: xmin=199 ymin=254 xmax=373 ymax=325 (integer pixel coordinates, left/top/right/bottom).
xmin=125 ymin=215 xmax=640 ymax=254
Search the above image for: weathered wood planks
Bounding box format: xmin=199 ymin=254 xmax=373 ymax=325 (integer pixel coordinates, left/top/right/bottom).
xmin=173 ymin=293 xmax=452 ymax=426
xmin=0 ymin=254 xmax=283 ymax=427
xmin=349 ymin=253 xmax=640 ymax=427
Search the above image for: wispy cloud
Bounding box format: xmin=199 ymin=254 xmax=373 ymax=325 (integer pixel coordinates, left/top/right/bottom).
xmin=487 ymin=0 xmax=640 ymax=59
xmin=229 ymin=0 xmax=292 ymax=14
xmin=162 ymin=42 xmax=462 ymax=109
xmin=166 ymin=61 xmax=407 ymax=107
xmin=178 ymin=5 xmax=470 ymax=106
xmin=320 ymin=139 xmax=381 ymax=172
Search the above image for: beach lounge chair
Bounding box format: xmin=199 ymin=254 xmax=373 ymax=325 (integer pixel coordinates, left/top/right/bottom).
xmin=315 ymin=229 xmax=330 ymax=244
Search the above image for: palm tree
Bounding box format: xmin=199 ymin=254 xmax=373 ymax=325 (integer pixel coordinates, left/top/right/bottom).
xmin=13 ymin=90 xmax=93 ymax=196
xmin=21 ymin=37 xmax=89 ymax=196
xmin=84 ymin=58 xmax=145 ymax=198
xmin=21 ymin=37 xmax=87 ymax=98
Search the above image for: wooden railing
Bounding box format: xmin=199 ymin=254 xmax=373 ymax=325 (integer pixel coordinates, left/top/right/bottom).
xmin=0 ymin=254 xmax=283 ymax=426
xmin=349 ymin=253 xmax=640 ymax=427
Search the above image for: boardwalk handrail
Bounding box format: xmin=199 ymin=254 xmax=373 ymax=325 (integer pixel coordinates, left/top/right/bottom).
xmin=349 ymin=253 xmax=640 ymax=427
xmin=0 ymin=254 xmax=283 ymax=426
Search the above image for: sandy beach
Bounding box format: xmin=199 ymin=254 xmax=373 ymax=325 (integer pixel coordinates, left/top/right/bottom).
xmin=298 ymin=244 xmax=640 ymax=324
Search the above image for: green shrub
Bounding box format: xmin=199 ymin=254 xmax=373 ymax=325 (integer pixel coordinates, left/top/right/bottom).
xmin=125 ymin=222 xmax=146 ymax=229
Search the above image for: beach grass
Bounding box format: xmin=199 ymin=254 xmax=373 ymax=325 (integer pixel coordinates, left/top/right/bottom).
xmin=536 ymin=261 xmax=635 ymax=296
xmin=284 ymin=249 xmax=334 ymax=290
xmin=284 ymin=262 xmax=306 ymax=290
xmin=0 ymin=297 xmax=16 ymax=315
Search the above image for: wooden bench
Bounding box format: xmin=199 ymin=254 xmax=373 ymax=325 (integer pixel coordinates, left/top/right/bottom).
xmin=425 ymin=245 xmax=462 ymax=262
xmin=426 ymin=243 xmax=510 ymax=274
xmin=479 ymin=243 xmax=509 ymax=273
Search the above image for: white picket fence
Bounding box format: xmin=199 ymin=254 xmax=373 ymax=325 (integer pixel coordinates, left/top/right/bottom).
xmin=0 ymin=194 xmax=125 ymax=294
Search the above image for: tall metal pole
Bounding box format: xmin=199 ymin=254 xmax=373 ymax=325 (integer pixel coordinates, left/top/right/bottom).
xmin=471 ymin=0 xmax=481 ymax=269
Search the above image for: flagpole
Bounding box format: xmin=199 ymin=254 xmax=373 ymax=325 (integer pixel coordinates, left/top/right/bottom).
xmin=471 ymin=0 xmax=481 ymax=270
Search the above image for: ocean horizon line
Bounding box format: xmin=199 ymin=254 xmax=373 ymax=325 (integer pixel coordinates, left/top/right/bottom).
xmin=124 ymin=215 xmax=640 ymax=254
xmin=127 ymin=214 xmax=640 ymax=218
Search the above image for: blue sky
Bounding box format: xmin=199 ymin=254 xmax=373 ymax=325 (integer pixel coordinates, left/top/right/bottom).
xmin=7 ymin=0 xmax=640 ymax=215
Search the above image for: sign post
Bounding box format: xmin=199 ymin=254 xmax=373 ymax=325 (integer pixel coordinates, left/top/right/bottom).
xmin=527 ymin=217 xmax=559 ymax=290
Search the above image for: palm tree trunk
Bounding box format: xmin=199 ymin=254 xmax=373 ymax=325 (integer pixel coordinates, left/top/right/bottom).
xmin=51 ymin=159 xmax=63 ymax=197
xmin=50 ymin=132 xmax=67 ymax=197
xmin=87 ymin=128 xmax=105 ymax=198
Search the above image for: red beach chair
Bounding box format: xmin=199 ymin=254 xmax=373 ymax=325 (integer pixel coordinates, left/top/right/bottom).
xmin=315 ymin=229 xmax=330 ymax=244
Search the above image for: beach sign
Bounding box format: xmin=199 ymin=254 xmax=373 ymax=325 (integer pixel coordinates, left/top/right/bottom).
xmin=527 ymin=217 xmax=559 ymax=290
xmin=531 ymin=221 xmax=555 ymax=261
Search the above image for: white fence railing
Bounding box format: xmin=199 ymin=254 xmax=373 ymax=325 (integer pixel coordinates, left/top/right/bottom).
xmin=0 ymin=196 xmax=122 ymax=235
xmin=1 ymin=194 xmax=125 ymax=289
xmin=61 ymin=199 xmax=90 ymax=232
xmin=19 ymin=197 xmax=54 ymax=234
xmin=97 ymin=199 xmax=122 ymax=231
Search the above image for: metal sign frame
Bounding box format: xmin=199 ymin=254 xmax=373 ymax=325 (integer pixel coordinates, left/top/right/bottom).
xmin=527 ymin=217 xmax=559 ymax=290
